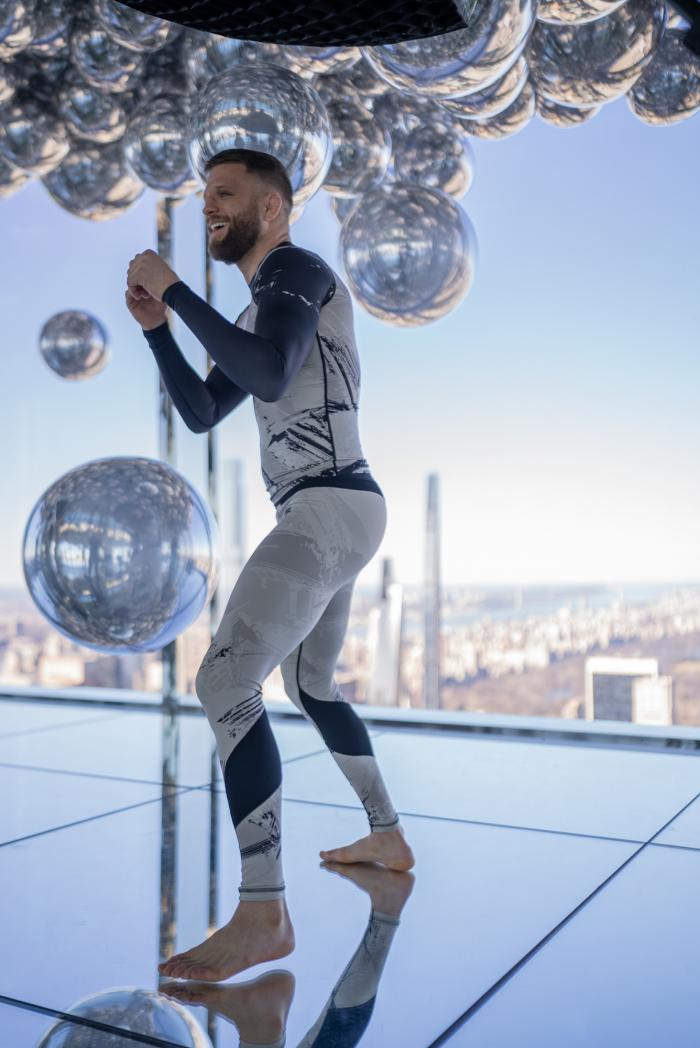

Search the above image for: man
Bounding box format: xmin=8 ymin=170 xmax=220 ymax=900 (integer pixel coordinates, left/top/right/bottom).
xmin=125 ymin=148 xmax=414 ymax=983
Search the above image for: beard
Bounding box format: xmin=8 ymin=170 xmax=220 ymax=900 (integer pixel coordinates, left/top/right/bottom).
xmin=208 ymin=202 xmax=262 ymax=265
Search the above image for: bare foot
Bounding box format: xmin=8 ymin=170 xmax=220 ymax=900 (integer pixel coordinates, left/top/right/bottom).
xmin=160 ymin=969 xmax=295 ymax=1043
xmin=157 ymin=899 xmax=295 ymax=982
xmin=320 ymin=825 xmax=415 ymax=871
xmin=321 ymin=860 xmax=415 ymax=918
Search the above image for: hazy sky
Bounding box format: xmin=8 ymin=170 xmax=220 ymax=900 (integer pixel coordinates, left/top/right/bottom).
xmin=1 ymin=93 xmax=698 ymax=591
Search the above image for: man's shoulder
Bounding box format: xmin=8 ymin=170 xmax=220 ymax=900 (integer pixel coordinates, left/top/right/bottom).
xmin=254 ymin=243 xmax=336 ymax=304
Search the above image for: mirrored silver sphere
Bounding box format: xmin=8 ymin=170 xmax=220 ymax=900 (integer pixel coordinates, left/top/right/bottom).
xmin=0 ymin=0 xmax=35 ymax=60
xmin=280 ymin=44 xmax=361 ymax=77
xmin=94 ymin=0 xmax=177 ymax=54
xmin=39 ymin=309 xmax=110 ymax=380
xmin=322 ymin=97 xmax=391 ymax=197
xmin=24 ymin=0 xmax=71 ymax=58
xmin=536 ymin=0 xmax=627 ymax=25
xmin=393 ymin=122 xmax=475 ymax=198
xmin=22 ymin=457 xmax=220 ymax=654
xmin=41 ymin=138 xmax=144 ymax=220
xmin=626 ymin=28 xmax=700 ymax=125
xmin=438 ymin=54 xmax=529 ymax=119
xmin=528 ymin=0 xmax=667 ymax=106
xmin=124 ymin=94 xmax=199 ymax=195
xmin=340 ymin=182 xmax=478 ymax=326
xmin=535 ymin=91 xmax=600 ymax=124
xmin=456 ymin=77 xmax=536 ymax=138
xmin=69 ymin=18 xmax=147 ymax=94
xmin=35 ymin=987 xmax=212 ymax=1048
xmin=188 ymin=62 xmax=333 ymax=206
xmin=57 ymin=68 xmax=133 ymax=144
xmin=0 ymin=150 xmax=31 ymax=197
xmin=363 ymin=0 xmax=536 ymax=99
xmin=0 ymin=87 xmax=70 ymax=174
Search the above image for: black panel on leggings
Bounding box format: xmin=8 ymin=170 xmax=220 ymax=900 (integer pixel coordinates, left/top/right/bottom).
xmin=297 ymin=646 xmax=374 ymax=757
xmin=223 ymin=710 xmax=282 ymax=828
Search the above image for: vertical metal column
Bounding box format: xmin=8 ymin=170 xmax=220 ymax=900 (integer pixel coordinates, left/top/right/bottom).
xmin=157 ymin=195 xmax=178 ymax=704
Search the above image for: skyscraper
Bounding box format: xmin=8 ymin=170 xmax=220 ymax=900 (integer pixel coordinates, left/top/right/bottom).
xmin=423 ymin=472 xmax=441 ymax=710
xmin=366 ymin=557 xmax=403 ymax=707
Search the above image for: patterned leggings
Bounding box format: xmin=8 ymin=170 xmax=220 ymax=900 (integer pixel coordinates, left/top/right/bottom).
xmin=195 ymin=485 xmax=400 ymax=901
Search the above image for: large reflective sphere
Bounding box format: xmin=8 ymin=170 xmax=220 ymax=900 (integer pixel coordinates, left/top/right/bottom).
xmin=41 ymin=139 xmax=144 ymax=221
xmin=0 ymin=0 xmax=35 ymax=60
xmin=124 ymin=94 xmax=199 ymax=195
xmin=626 ymin=29 xmax=700 ymax=125
xmin=456 ymin=78 xmax=536 ymax=138
xmin=57 ymin=67 xmax=133 ymax=145
xmin=537 ymin=0 xmax=627 ymax=25
xmin=22 ymin=457 xmax=219 ymax=653
xmin=188 ymin=62 xmax=332 ymax=206
xmin=393 ymin=122 xmax=475 ymax=198
xmin=322 ymin=97 xmax=391 ymax=197
xmin=36 ymin=987 xmax=212 ymax=1048
xmin=528 ymin=0 xmax=667 ymax=107
xmin=362 ymin=0 xmax=537 ymax=99
xmin=39 ymin=309 xmax=109 ymax=380
xmin=94 ymin=0 xmax=177 ymax=54
xmin=340 ymin=182 xmax=477 ymax=326
xmin=439 ymin=54 xmax=529 ymax=119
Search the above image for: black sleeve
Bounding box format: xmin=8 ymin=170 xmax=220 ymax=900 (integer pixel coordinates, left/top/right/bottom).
xmin=160 ymin=244 xmax=335 ymax=403
xmin=143 ymin=321 xmax=250 ymax=434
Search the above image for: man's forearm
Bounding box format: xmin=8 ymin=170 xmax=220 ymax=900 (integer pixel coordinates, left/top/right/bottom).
xmin=143 ymin=321 xmax=217 ymax=433
xmin=162 ymin=281 xmax=285 ymax=401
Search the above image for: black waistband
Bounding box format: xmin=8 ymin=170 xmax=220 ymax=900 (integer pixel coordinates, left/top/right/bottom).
xmin=274 ymin=473 xmax=384 ymax=508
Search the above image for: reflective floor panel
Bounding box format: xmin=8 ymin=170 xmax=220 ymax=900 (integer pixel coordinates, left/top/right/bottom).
xmin=442 ymin=843 xmax=700 ymax=1047
xmin=280 ymin=729 xmax=700 ymax=842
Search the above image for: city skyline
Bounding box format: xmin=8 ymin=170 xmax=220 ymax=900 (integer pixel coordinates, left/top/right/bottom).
xmin=2 ymin=96 xmax=698 ymax=589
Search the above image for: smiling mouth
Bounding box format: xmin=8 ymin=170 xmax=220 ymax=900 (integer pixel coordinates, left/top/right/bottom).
xmin=209 ymin=224 xmax=228 ymax=237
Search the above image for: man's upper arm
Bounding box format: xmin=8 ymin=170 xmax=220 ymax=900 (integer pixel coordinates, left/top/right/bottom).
xmin=251 ymin=246 xmax=335 ymax=400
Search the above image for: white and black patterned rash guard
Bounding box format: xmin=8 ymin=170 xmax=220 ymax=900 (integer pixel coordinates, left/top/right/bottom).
xmin=142 ymin=240 xmax=383 ymax=508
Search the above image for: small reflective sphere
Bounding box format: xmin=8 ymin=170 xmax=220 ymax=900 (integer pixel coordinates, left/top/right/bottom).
xmin=24 ymin=0 xmax=71 ymax=59
xmin=42 ymin=138 xmax=144 ymax=220
xmin=188 ymin=62 xmax=333 ymax=207
xmin=0 ymin=87 xmax=70 ymax=174
xmin=537 ymin=0 xmax=627 ymax=25
xmin=23 ymin=457 xmax=220 ymax=654
xmin=57 ymin=68 xmax=132 ymax=144
xmin=39 ymin=309 xmax=109 ymax=380
xmin=322 ymin=97 xmax=391 ymax=197
xmin=124 ymin=94 xmax=199 ymax=195
xmin=281 ymin=44 xmax=361 ymax=77
xmin=94 ymin=0 xmax=178 ymax=54
xmin=340 ymin=182 xmax=478 ymax=326
xmin=0 ymin=151 xmax=31 ymax=197
xmin=183 ymin=33 xmax=300 ymax=92
xmin=35 ymin=987 xmax=212 ymax=1048
xmin=627 ymin=28 xmax=700 ymax=125
xmin=69 ymin=19 xmax=147 ymax=94
xmin=316 ymin=53 xmax=390 ymax=104
xmin=0 ymin=0 xmax=35 ymax=60
xmin=536 ymin=91 xmax=600 ymax=125
xmin=528 ymin=0 xmax=667 ymax=107
xmin=372 ymin=89 xmax=455 ymax=149
xmin=456 ymin=78 xmax=536 ymax=138
xmin=439 ymin=55 xmax=529 ymax=120
xmin=363 ymin=0 xmax=536 ymax=99
xmin=393 ymin=122 xmax=475 ymax=198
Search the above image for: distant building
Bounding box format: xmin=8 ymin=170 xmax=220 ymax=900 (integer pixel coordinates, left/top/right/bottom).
xmin=584 ymin=655 xmax=660 ymax=722
xmin=366 ymin=557 xmax=403 ymax=707
xmin=633 ymin=675 xmax=674 ymax=726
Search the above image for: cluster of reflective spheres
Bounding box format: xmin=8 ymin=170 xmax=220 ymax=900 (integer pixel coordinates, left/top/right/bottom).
xmin=1 ymin=0 xmax=698 ymax=329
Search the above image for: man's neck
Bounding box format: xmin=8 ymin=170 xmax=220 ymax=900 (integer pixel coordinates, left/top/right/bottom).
xmin=242 ymin=233 xmax=292 ymax=288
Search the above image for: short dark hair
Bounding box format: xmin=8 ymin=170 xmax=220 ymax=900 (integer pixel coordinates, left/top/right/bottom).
xmin=204 ymin=148 xmax=293 ymax=219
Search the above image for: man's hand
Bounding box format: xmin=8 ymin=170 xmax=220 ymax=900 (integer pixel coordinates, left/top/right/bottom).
xmin=127 ymin=249 xmax=180 ymax=302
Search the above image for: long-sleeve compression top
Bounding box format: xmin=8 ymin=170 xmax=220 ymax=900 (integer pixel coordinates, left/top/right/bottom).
xmin=143 ymin=240 xmax=383 ymax=508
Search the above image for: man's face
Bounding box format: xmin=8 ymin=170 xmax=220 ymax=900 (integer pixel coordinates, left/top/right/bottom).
xmin=202 ymin=164 xmax=264 ymax=267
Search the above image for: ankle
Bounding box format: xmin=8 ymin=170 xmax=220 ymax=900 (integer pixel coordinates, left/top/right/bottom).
xmin=238 ymin=898 xmax=288 ymax=921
